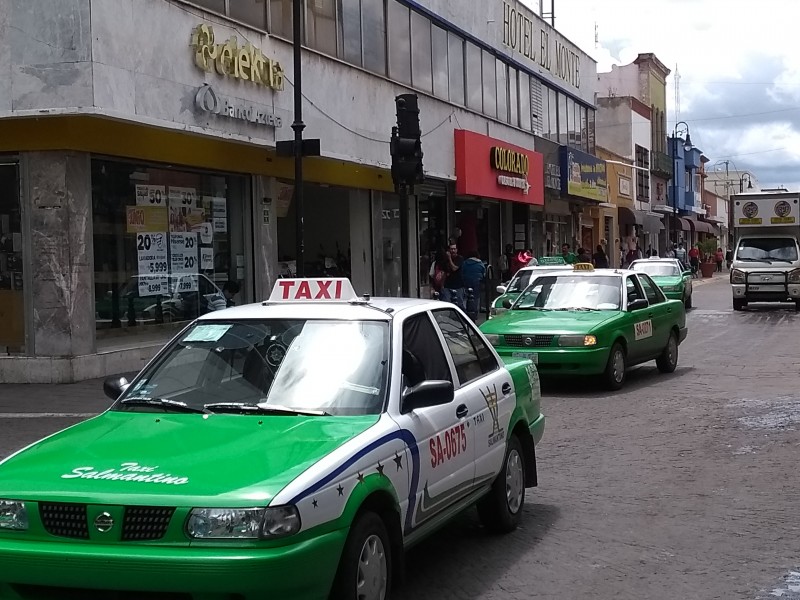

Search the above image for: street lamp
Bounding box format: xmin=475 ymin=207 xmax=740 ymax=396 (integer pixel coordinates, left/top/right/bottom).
xmin=740 ymin=173 xmax=754 ymax=193
xmin=668 ymin=121 xmax=693 ymax=248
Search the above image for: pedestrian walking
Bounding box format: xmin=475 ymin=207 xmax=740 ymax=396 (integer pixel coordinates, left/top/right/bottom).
xmin=715 ymin=247 xmax=724 ymax=273
xmin=577 ymin=247 xmax=592 ymax=263
xmin=688 ymin=244 xmax=701 ymax=278
xmin=725 ymin=248 xmax=733 ymax=270
xmin=592 ymin=245 xmax=610 ymax=268
xmin=462 ymin=250 xmax=486 ymax=320
xmin=440 ymin=240 xmax=466 ymax=309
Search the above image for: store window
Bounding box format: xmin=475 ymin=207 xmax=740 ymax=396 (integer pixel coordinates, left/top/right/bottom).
xmin=361 ymin=0 xmax=386 ymax=75
xmin=269 ymin=0 xmax=293 ymax=36
xmin=431 ymin=24 xmax=449 ymax=100
xmin=465 ymin=42 xmax=482 ymax=112
xmin=374 ymin=192 xmax=403 ymax=297
xmin=92 ymin=160 xmax=247 ymax=340
xmin=566 ymin=97 xmax=575 ymax=147
xmin=548 ymin=87 xmax=558 ymax=142
xmin=339 ymin=0 xmax=362 ymax=66
xmin=496 ymin=59 xmax=508 ymax=123
xmin=410 ymin=10 xmax=433 ymax=93
xmin=306 ymin=0 xmax=337 ymax=56
xmin=0 ymin=163 xmax=24 ymax=354
xmin=448 ymin=33 xmax=465 ymax=106
xmin=587 ymin=108 xmax=596 ymax=152
xmin=519 ymin=71 xmax=531 ymax=131
xmin=387 ymin=1 xmax=411 ymax=84
xmin=580 ymin=106 xmax=588 ymax=152
xmin=509 ymin=68 xmax=518 ymax=127
xmin=192 ymin=0 xmax=226 ymax=16
xmin=558 ymin=93 xmax=568 ymax=146
xmin=481 ymin=50 xmax=496 ymax=119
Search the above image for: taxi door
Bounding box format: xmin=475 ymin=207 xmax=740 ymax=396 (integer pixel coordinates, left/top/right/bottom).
xmin=637 ymin=274 xmax=674 ymax=351
xmin=625 ymin=275 xmax=657 ymax=359
xmin=393 ymin=312 xmax=475 ymax=531
xmin=430 ymin=309 xmax=514 ymax=496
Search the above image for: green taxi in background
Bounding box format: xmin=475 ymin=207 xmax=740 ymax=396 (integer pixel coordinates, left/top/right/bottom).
xmin=629 ymin=258 xmax=694 ymax=308
xmin=480 ymin=264 xmax=688 ymax=390
xmin=490 ymin=257 xmax=569 ymax=319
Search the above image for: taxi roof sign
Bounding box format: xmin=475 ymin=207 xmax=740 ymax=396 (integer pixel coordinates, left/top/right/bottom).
xmin=573 ymin=263 xmax=595 ymax=271
xmin=269 ymin=278 xmax=360 ymax=303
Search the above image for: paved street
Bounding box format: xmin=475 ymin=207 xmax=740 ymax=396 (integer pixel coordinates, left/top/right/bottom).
xmin=2 ymin=275 xmax=800 ymax=599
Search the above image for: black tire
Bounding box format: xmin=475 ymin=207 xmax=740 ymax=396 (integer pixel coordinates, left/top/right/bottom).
xmin=684 ymin=293 xmax=692 ymax=309
xmin=795 ymin=300 xmax=800 ymax=312
xmin=733 ymin=299 xmax=746 ymax=311
xmin=656 ymin=331 xmax=678 ymax=373
xmin=477 ymin=435 xmax=526 ymax=534
xmin=331 ymin=512 xmax=391 ymax=600
xmin=602 ymin=342 xmax=626 ymax=390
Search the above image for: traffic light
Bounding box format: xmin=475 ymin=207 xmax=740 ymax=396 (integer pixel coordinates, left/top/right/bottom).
xmin=390 ymin=93 xmax=424 ymax=193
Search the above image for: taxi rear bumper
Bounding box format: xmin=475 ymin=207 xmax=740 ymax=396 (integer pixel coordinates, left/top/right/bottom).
xmin=0 ymin=529 xmax=346 ymax=600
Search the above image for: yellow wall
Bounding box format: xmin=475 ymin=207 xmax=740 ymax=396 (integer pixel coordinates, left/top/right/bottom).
xmin=0 ymin=115 xmax=394 ymax=192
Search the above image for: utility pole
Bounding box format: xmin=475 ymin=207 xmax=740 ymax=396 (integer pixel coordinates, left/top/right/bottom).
xmin=292 ymin=0 xmax=305 ymax=277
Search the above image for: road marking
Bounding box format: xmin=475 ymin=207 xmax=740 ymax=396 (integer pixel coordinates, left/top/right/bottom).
xmin=0 ymin=413 xmax=96 ymax=419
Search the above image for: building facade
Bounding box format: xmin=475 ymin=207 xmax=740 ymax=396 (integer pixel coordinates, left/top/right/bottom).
xmin=0 ymin=0 xmax=598 ymax=382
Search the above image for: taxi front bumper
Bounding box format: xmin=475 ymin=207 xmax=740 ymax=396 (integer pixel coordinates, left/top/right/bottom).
xmin=0 ymin=529 xmax=346 ymax=600
xmin=496 ymin=346 xmax=610 ymax=376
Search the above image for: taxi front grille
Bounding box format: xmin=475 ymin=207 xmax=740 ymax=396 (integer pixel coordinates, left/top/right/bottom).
xmin=504 ymin=334 xmax=554 ymax=348
xmin=39 ymin=502 xmax=90 ymax=539
xmin=122 ymin=506 xmax=175 ymax=541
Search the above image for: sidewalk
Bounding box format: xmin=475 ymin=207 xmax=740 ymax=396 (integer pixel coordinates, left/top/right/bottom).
xmin=0 ymin=374 xmax=134 ymax=414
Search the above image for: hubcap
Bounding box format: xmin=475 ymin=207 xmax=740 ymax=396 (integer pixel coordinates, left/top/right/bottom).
xmin=612 ymin=349 xmax=625 ymax=383
xmin=356 ymin=534 xmax=387 ymax=600
xmin=667 ymin=335 xmax=677 ymax=366
xmin=505 ymin=448 xmax=524 ymax=514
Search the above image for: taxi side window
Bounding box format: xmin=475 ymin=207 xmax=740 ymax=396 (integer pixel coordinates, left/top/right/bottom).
xmin=638 ymin=274 xmax=662 ymax=304
xmin=402 ymin=314 xmax=452 ymax=388
xmin=432 ymin=309 xmax=497 ymax=386
xmin=626 ymin=276 xmax=645 ymax=304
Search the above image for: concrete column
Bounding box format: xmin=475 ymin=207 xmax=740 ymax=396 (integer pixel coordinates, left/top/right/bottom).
xmin=25 ymin=151 xmax=95 ymax=357
xmin=252 ymin=176 xmax=278 ymax=301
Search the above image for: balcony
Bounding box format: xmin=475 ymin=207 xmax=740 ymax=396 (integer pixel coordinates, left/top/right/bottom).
xmin=651 ymin=151 xmax=673 ymax=179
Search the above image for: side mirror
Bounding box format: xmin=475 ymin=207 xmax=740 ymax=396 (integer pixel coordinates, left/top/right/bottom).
xmin=502 ymin=298 xmax=513 ymax=309
xmin=103 ymin=376 xmax=130 ymax=401
xmin=496 ymin=285 xmax=507 ymax=294
xmin=401 ymin=380 xmax=454 ymax=413
xmin=628 ymin=298 xmax=649 ymax=312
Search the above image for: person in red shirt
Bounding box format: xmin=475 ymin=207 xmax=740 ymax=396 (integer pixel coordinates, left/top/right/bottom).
xmin=688 ymin=244 xmax=701 ymax=277
xmin=715 ymin=248 xmax=724 ymax=272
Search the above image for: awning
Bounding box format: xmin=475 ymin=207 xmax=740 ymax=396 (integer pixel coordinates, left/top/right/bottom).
xmin=643 ymin=213 xmax=665 ymax=233
xmin=618 ymin=206 xmax=645 ymax=226
xmin=672 ymin=216 xmax=692 ymax=231
xmin=694 ymin=220 xmax=718 ymax=234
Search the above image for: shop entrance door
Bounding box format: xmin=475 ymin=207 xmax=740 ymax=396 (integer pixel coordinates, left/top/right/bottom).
xmin=0 ymin=163 xmax=25 ymax=353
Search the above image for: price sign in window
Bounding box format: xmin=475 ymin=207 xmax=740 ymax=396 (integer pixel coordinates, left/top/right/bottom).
xmin=136 ymin=232 xmax=169 ymax=296
xmin=169 ymin=232 xmax=200 ymax=291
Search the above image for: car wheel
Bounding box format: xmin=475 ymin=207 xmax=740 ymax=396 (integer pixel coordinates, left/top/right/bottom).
xmin=332 ymin=512 xmax=391 ymax=600
xmin=684 ymin=293 xmax=692 ymax=309
xmin=733 ymin=299 xmax=746 ymax=311
xmin=603 ymin=342 xmax=626 ymax=390
xmin=477 ymin=434 xmax=525 ymax=534
xmin=656 ymin=331 xmax=678 ymax=373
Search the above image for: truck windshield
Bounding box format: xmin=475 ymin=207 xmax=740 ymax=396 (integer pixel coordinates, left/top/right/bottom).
xmin=737 ymin=238 xmax=798 ymax=262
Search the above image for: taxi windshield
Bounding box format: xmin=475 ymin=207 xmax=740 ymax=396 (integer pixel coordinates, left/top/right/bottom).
xmin=631 ymin=262 xmax=681 ymax=277
xmin=116 ymin=319 xmax=390 ymax=416
xmin=514 ymin=275 xmax=621 ymax=311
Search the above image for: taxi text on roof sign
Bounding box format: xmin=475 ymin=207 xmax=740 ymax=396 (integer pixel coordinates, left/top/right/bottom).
xmin=269 ymin=278 xmax=360 ymax=302
xmin=573 ymin=263 xmax=594 ymax=271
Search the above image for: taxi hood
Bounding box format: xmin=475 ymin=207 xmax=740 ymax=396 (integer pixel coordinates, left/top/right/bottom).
xmin=481 ymin=309 xmax=620 ymax=335
xmin=0 ymin=411 xmax=379 ymax=506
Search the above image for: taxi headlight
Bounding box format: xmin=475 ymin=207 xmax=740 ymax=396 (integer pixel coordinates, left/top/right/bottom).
xmin=484 ymin=334 xmax=502 ymax=346
xmin=186 ymin=506 xmax=300 ymax=540
xmin=558 ymin=335 xmax=597 ymax=347
xmin=662 ymin=285 xmax=680 ymax=292
xmin=0 ymin=500 xmax=28 ymax=531
xmin=731 ymin=269 xmax=746 ymax=284
xmin=789 ymin=268 xmax=800 ymax=284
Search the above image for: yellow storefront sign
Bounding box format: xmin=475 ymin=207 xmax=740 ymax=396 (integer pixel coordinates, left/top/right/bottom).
xmin=126 ymin=206 xmax=168 ymax=233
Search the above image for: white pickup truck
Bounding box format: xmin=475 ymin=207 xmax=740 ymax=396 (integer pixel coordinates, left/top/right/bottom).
xmin=730 ymin=192 xmax=800 ymax=311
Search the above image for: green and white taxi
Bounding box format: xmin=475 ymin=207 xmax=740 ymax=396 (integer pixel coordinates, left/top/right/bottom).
xmin=0 ymin=279 xmax=545 ymax=600
xmin=490 ymin=261 xmax=571 ymax=319
xmin=629 ymin=258 xmax=694 ymax=308
xmin=480 ymin=264 xmax=688 ymax=390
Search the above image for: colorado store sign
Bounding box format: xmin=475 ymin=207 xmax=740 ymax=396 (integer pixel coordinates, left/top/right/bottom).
xmin=455 ymin=130 xmax=543 ymax=205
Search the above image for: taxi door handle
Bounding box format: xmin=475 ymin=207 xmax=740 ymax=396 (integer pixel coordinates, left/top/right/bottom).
xmin=502 ymin=382 xmax=512 ymax=395
xmin=647 ymin=312 xmax=653 ymax=318
xmin=456 ymin=404 xmax=469 ymax=419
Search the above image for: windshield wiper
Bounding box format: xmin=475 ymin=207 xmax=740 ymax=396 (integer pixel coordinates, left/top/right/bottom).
xmin=738 ymin=257 xmax=770 ymax=263
xmin=553 ymin=307 xmax=600 ymax=311
xmin=203 ymin=402 xmax=330 ymax=416
xmin=119 ymin=397 xmax=209 ymax=414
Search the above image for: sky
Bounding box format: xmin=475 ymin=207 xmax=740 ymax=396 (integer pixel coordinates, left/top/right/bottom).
xmin=523 ymin=0 xmax=800 ymax=190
